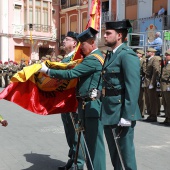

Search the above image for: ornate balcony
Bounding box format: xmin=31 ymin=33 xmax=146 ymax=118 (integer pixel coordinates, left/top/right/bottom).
xmin=101 ymin=11 xmax=115 ymax=26
xmin=61 ymin=0 xmax=87 ymax=9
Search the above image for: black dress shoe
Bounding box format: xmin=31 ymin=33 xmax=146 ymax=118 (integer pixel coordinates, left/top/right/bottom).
xmin=164 ymin=122 xmax=170 ymax=126
xmin=58 ymin=166 xmax=67 ymax=170
xmin=159 ymin=115 xmax=165 ymax=118
xmin=58 ymin=159 xmax=73 ymax=170
xmin=143 ymin=118 xmax=157 ymax=122
xmin=159 ymin=121 xmax=170 ymax=126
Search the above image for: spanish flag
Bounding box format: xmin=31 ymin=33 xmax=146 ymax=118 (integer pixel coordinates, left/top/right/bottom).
xmin=0 ymin=0 xmax=101 ymax=115
xmin=72 ymin=0 xmax=101 ymax=60
xmin=0 ymin=60 xmax=82 ymax=115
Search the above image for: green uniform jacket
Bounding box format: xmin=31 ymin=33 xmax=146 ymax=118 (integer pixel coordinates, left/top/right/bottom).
xmin=101 ymin=43 xmax=141 ymax=125
xmin=50 ymin=49 xmax=106 ymax=170
xmin=50 ymin=49 xmax=103 ymax=100
xmin=59 ymin=52 xmax=85 ymax=168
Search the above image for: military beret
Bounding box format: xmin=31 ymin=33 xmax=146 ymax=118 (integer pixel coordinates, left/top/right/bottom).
xmin=51 ymin=56 xmax=57 ymax=59
xmin=41 ymin=56 xmax=47 ymax=60
xmin=31 ymin=59 xmax=36 ymax=62
xmin=46 ymin=55 xmax=51 ymax=59
xmin=105 ymin=19 xmax=132 ymax=30
xmin=9 ymin=60 xmax=13 ymax=62
xmin=165 ymin=50 xmax=170 ymax=55
xmin=13 ymin=61 xmax=18 ymax=65
xmin=0 ymin=61 xmax=2 ymax=64
xmin=77 ymin=27 xmax=98 ymax=42
xmin=57 ymin=55 xmax=64 ymax=59
xmin=4 ymin=61 xmax=8 ymax=64
xmin=147 ymin=48 xmax=157 ymax=52
xmin=136 ymin=49 xmax=145 ymax=55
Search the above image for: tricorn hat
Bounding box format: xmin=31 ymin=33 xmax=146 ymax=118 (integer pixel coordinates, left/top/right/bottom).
xmin=66 ymin=31 xmax=79 ymax=41
xmin=77 ymin=27 xmax=98 ymax=42
xmin=105 ymin=19 xmax=132 ymax=30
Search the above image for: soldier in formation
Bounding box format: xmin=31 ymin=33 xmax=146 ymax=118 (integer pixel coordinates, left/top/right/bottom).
xmin=143 ymin=48 xmax=160 ymax=122
xmin=160 ymin=49 xmax=170 ymax=126
xmin=136 ymin=49 xmax=146 ymax=118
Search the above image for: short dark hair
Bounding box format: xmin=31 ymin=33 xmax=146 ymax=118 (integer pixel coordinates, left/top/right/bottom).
xmin=115 ymin=29 xmax=128 ymax=42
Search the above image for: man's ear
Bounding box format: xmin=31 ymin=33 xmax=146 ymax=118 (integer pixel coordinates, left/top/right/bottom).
xmin=73 ymin=40 xmax=77 ymax=48
xmin=117 ymin=32 xmax=123 ymax=41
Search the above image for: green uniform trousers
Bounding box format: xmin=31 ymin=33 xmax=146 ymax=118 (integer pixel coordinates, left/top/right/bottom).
xmin=104 ymin=122 xmax=137 ymax=170
xmin=61 ymin=113 xmax=84 ymax=169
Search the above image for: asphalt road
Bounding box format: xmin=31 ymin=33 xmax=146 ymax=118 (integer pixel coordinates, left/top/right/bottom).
xmin=0 ymin=88 xmax=169 ymax=170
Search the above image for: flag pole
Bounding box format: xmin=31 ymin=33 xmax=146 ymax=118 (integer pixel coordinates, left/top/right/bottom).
xmin=88 ymin=0 xmax=92 ymax=20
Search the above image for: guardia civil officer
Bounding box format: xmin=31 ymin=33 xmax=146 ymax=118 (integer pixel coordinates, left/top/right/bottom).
xmin=101 ymin=20 xmax=141 ymax=170
xmin=57 ymin=31 xmax=85 ymax=170
xmin=160 ymin=49 xmax=170 ymax=126
xmin=39 ymin=27 xmax=106 ymax=170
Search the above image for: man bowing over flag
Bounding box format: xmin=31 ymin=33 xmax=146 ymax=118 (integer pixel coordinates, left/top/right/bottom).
xmin=39 ymin=27 xmax=106 ymax=170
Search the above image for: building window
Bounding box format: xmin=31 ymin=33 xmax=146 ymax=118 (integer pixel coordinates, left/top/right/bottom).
xmin=24 ymin=0 xmax=51 ymax=32
xmin=29 ymin=0 xmax=33 ymax=23
xmin=43 ymin=1 xmax=48 ymax=32
xmin=14 ymin=4 xmax=22 ymax=25
xmin=35 ymin=0 xmax=41 ymax=31
xmin=125 ymin=0 xmax=137 ymax=20
xmin=70 ymin=0 xmax=77 ymax=7
xmin=61 ymin=17 xmax=66 ymax=41
xmin=82 ymin=12 xmax=87 ymax=31
xmin=70 ymin=15 xmax=77 ymax=32
xmin=102 ymin=1 xmax=109 ymax=12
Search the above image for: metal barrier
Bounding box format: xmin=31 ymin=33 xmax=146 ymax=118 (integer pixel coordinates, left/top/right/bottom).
xmin=127 ymin=30 xmax=170 ymax=55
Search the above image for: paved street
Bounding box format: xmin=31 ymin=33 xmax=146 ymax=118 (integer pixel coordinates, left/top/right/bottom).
xmin=0 ymin=88 xmax=170 ymax=170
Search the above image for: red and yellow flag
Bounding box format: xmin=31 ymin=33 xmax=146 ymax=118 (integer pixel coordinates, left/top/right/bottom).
xmin=0 ymin=60 xmax=82 ymax=115
xmin=0 ymin=0 xmax=101 ymax=115
xmin=87 ymin=0 xmax=101 ymax=30
xmin=72 ymin=0 xmax=101 ymax=60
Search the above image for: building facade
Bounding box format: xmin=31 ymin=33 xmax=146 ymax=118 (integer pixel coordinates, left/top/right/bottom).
xmin=0 ymin=0 xmax=170 ymax=64
xmin=0 ymin=0 xmax=59 ymax=64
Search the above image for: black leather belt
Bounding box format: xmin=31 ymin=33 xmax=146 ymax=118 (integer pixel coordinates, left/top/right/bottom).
xmin=76 ymin=96 xmax=93 ymax=102
xmin=105 ymin=88 xmax=125 ymax=96
xmin=162 ymin=80 xmax=170 ymax=83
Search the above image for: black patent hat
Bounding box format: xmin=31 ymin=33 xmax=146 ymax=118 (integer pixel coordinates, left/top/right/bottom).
xmin=66 ymin=31 xmax=79 ymax=41
xmin=77 ymin=27 xmax=98 ymax=42
xmin=105 ymin=19 xmax=132 ymax=30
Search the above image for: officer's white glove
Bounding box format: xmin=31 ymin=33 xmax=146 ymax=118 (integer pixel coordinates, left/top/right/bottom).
xmin=39 ymin=62 xmax=49 ymax=74
xmin=118 ymin=118 xmax=131 ymax=127
xmin=149 ymin=84 xmax=154 ymax=89
xmin=156 ymin=82 xmax=161 ymax=91
xmin=156 ymin=82 xmax=160 ymax=88
xmin=89 ymin=89 xmax=101 ymax=99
